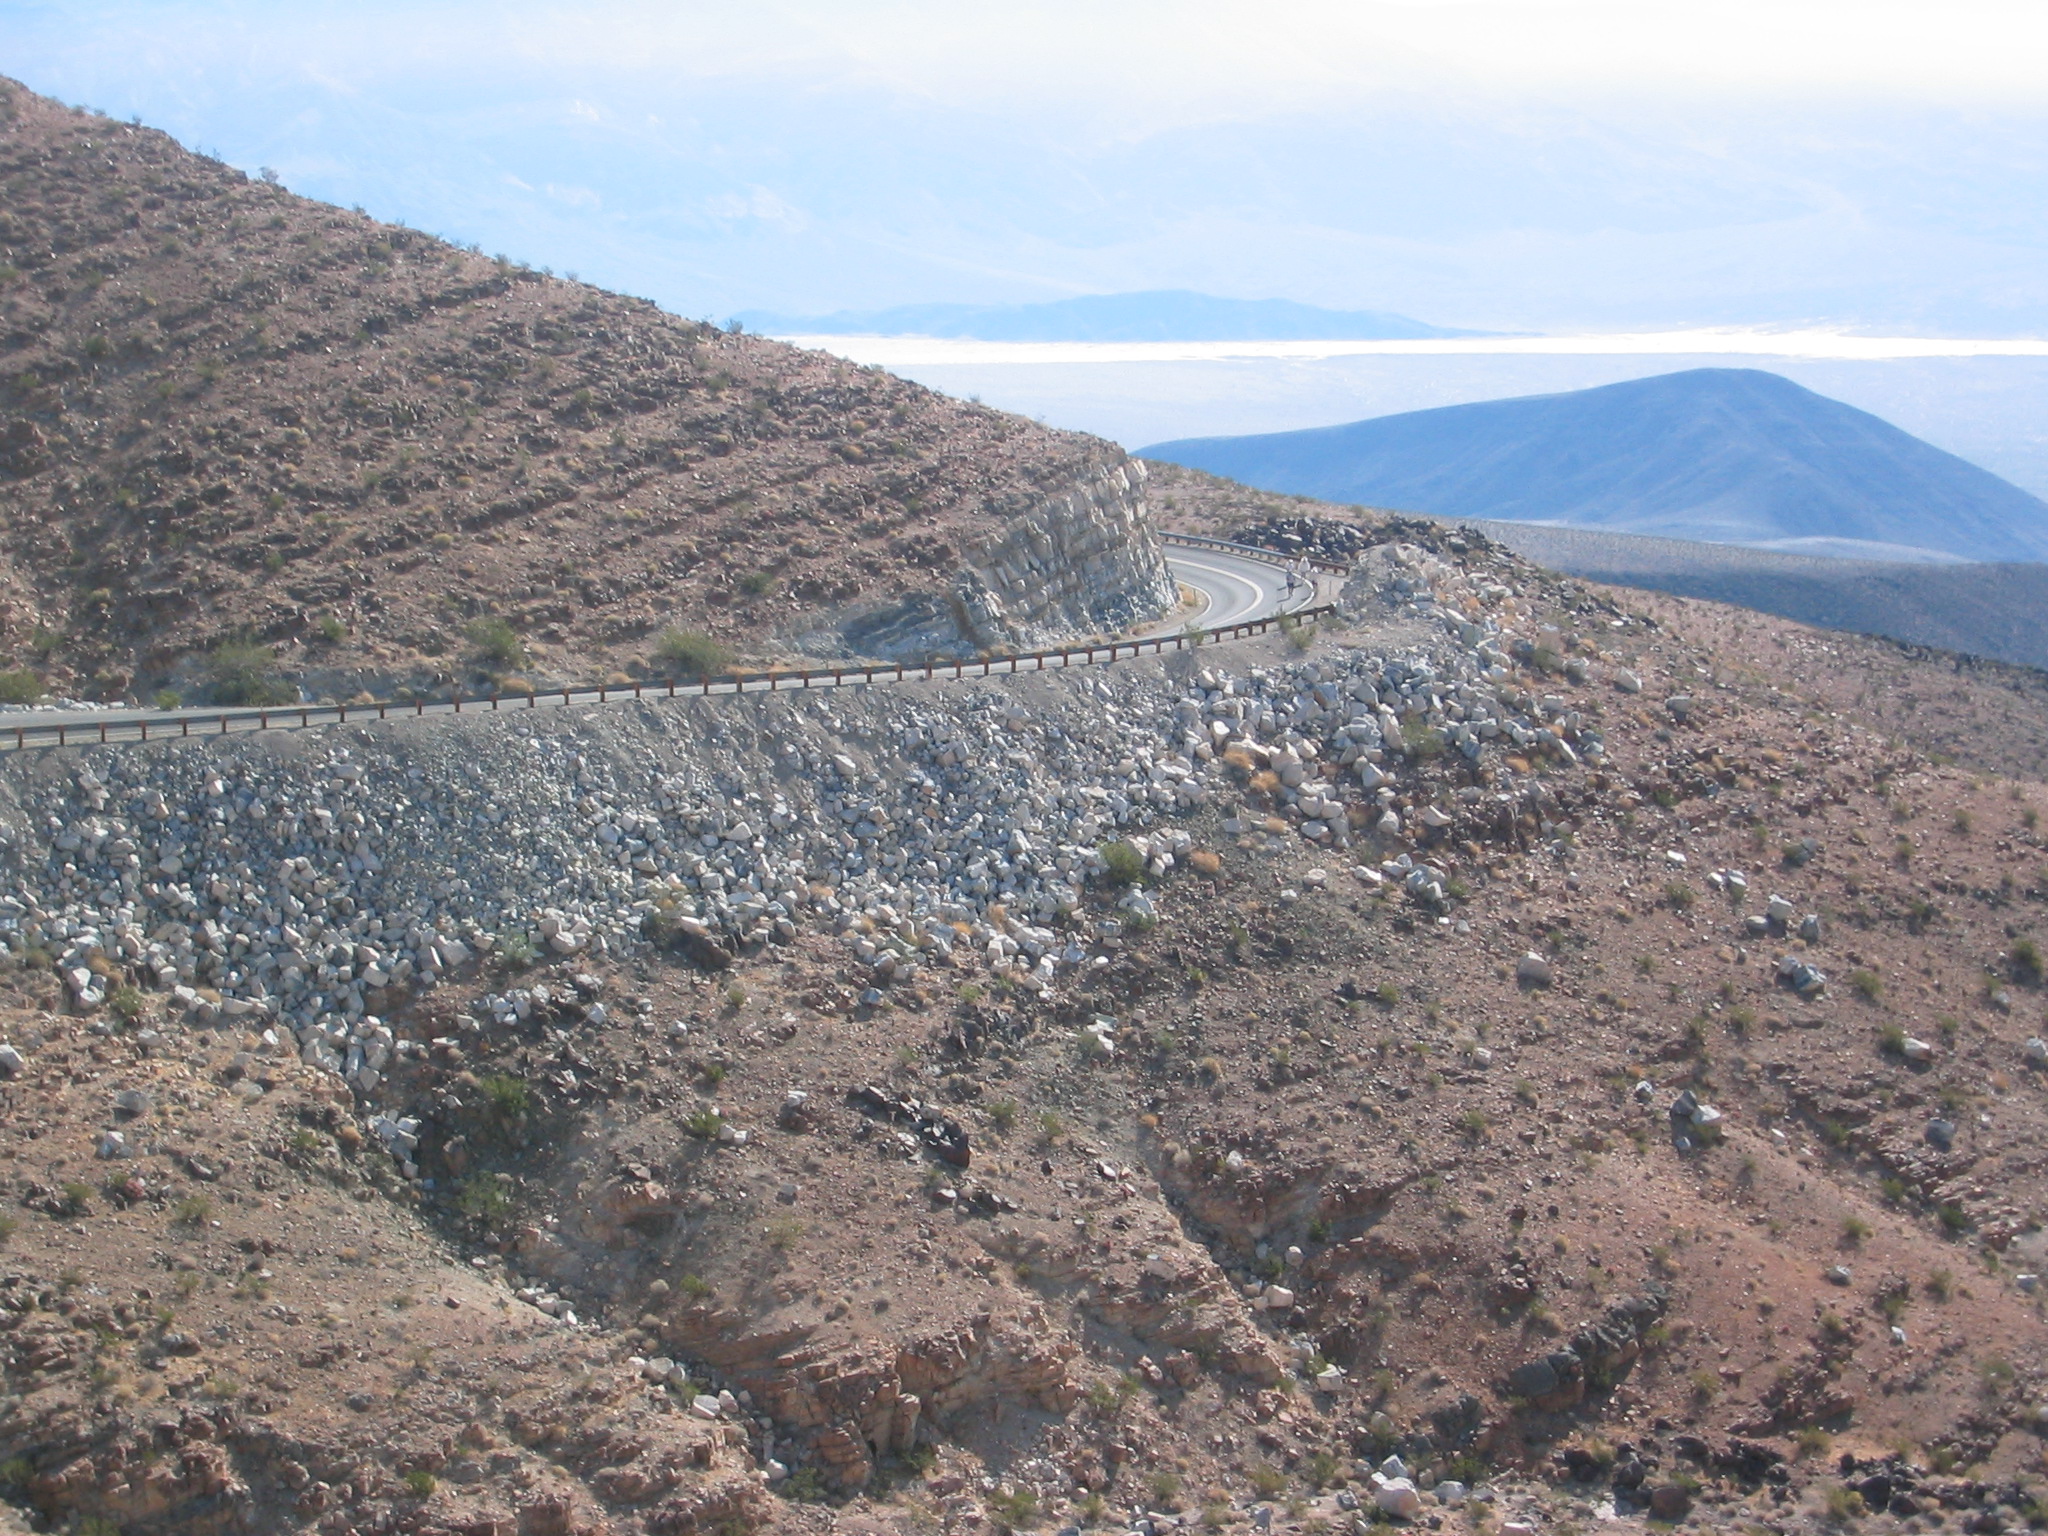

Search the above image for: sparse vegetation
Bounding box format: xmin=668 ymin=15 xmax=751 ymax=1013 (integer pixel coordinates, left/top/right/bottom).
xmin=204 ymin=640 xmax=293 ymax=706
xmin=655 ymin=628 xmax=734 ymax=678
xmin=1098 ymin=839 xmax=1145 ymax=887
xmin=465 ymin=616 xmax=526 ymax=673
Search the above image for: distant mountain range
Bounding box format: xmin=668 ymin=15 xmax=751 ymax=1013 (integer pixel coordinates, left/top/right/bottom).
xmin=1470 ymin=521 xmax=2048 ymax=673
xmin=1141 ymin=368 xmax=2048 ymax=564
xmin=735 ymin=290 xmax=1477 ymax=342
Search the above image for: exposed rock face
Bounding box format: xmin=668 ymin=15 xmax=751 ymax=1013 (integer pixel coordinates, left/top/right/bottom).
xmin=829 ymin=455 xmax=1177 ymax=661
xmin=661 ymin=1305 xmax=1077 ymax=1491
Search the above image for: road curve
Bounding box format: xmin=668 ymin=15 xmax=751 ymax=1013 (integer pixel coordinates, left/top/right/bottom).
xmin=1164 ymin=545 xmax=1314 ymax=629
xmin=1 ymin=539 xmax=1326 ymax=752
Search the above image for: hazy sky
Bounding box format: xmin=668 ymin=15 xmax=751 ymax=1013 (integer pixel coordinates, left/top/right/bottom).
xmin=7 ymin=1 xmax=2048 ymax=331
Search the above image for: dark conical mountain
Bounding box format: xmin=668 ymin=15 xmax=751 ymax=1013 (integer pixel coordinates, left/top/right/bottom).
xmin=1141 ymin=368 xmax=2048 ymax=563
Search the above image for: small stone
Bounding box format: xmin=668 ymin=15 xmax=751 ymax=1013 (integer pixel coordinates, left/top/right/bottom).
xmin=114 ymin=1089 xmax=152 ymax=1118
xmin=1515 ymin=952 xmax=1553 ymax=989
xmin=0 ymin=1045 xmax=24 ymax=1077
xmin=1900 ymin=1036 xmax=1934 ymax=1063
xmin=97 ymin=1129 xmax=128 ymax=1159
xmin=1825 ymin=1265 xmax=1852 ymax=1286
xmin=1925 ymin=1118 xmax=1956 ymax=1150
xmin=1649 ymin=1483 xmax=1692 ymax=1519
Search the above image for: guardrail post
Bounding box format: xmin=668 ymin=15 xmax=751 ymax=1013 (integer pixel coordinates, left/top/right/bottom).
xmin=634 ymin=683 xmax=643 ymax=700
xmin=218 ymin=716 xmax=227 ymax=736
xmin=181 ymin=719 xmax=189 ymax=738
xmin=415 ymin=699 xmax=424 ymax=715
xmin=259 ymin=711 xmax=268 ymax=730
xmin=15 ymin=728 xmax=23 ymax=750
xmin=58 ymin=725 xmax=66 ymax=747
xmin=454 ymin=695 xmax=462 ymax=713
xmin=99 ymin=723 xmax=107 ymax=744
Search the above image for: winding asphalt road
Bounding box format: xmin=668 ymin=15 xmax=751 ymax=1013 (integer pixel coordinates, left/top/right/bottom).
xmin=1165 ymin=543 xmax=1317 ymax=629
xmin=0 ymin=540 xmax=1324 ymax=751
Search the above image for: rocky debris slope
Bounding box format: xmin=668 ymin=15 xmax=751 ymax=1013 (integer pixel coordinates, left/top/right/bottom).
xmin=0 ymin=79 xmax=1172 ymax=702
xmin=1229 ymin=516 xmax=1387 ymax=565
xmin=0 ymin=530 xmax=1594 ymax=1114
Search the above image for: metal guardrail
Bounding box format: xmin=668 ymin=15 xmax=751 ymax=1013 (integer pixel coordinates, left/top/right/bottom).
xmin=1158 ymin=530 xmax=1351 ymax=574
xmin=3 ymin=598 xmax=1338 ymax=754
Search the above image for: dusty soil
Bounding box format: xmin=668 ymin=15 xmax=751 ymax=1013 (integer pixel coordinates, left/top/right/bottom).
xmin=0 ymin=81 xmax=1140 ymax=704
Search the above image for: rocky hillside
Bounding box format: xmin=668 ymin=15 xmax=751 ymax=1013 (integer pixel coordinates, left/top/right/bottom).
xmin=0 ymin=80 xmax=1173 ymax=706
xmin=0 ymin=509 xmax=2044 ymax=1535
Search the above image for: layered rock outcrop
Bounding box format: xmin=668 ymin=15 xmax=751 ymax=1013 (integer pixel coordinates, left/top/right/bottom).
xmin=831 ymin=455 xmax=1177 ymax=660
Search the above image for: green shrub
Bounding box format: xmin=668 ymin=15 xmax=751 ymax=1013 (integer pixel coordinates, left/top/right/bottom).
xmin=206 ymin=641 xmax=293 ymax=706
xmin=2011 ymin=937 xmax=2043 ymax=985
xmin=1098 ymin=839 xmax=1145 ymax=888
xmin=654 ymin=628 xmax=734 ymax=677
xmin=106 ymin=985 xmax=147 ymax=1024
xmin=783 ymin=1467 xmax=827 ymax=1502
xmin=454 ymin=1174 xmax=512 ymax=1224
xmin=172 ymin=1194 xmax=213 ymax=1225
xmin=1824 ymin=1484 xmax=1866 ymax=1521
xmin=684 ymin=1109 xmax=724 ymax=1139
xmin=152 ymin=688 xmax=181 ymax=710
xmin=737 ymin=571 xmax=775 ymax=597
xmin=1849 ymin=969 xmax=1883 ymax=1002
xmin=479 ymin=1073 xmax=531 ymax=1126
xmin=495 ymin=931 xmax=538 ymax=969
xmin=465 ymin=617 xmax=525 ymax=672
xmin=0 ymin=670 xmax=42 ymax=705
xmin=989 ymin=1485 xmax=1039 ymax=1528
xmin=403 ymin=1469 xmax=436 ymax=1497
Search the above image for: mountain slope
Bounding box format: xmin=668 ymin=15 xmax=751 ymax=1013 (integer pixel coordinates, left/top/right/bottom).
xmin=1141 ymin=368 xmax=2048 ymax=562
xmin=0 ymin=79 xmax=1170 ymax=705
xmin=737 ymin=289 xmax=1473 ymax=342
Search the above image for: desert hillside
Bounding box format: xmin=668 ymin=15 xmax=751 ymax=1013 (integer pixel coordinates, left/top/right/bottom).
xmin=0 ymin=510 xmax=2043 ymax=1536
xmin=0 ymin=80 xmax=1171 ymax=708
